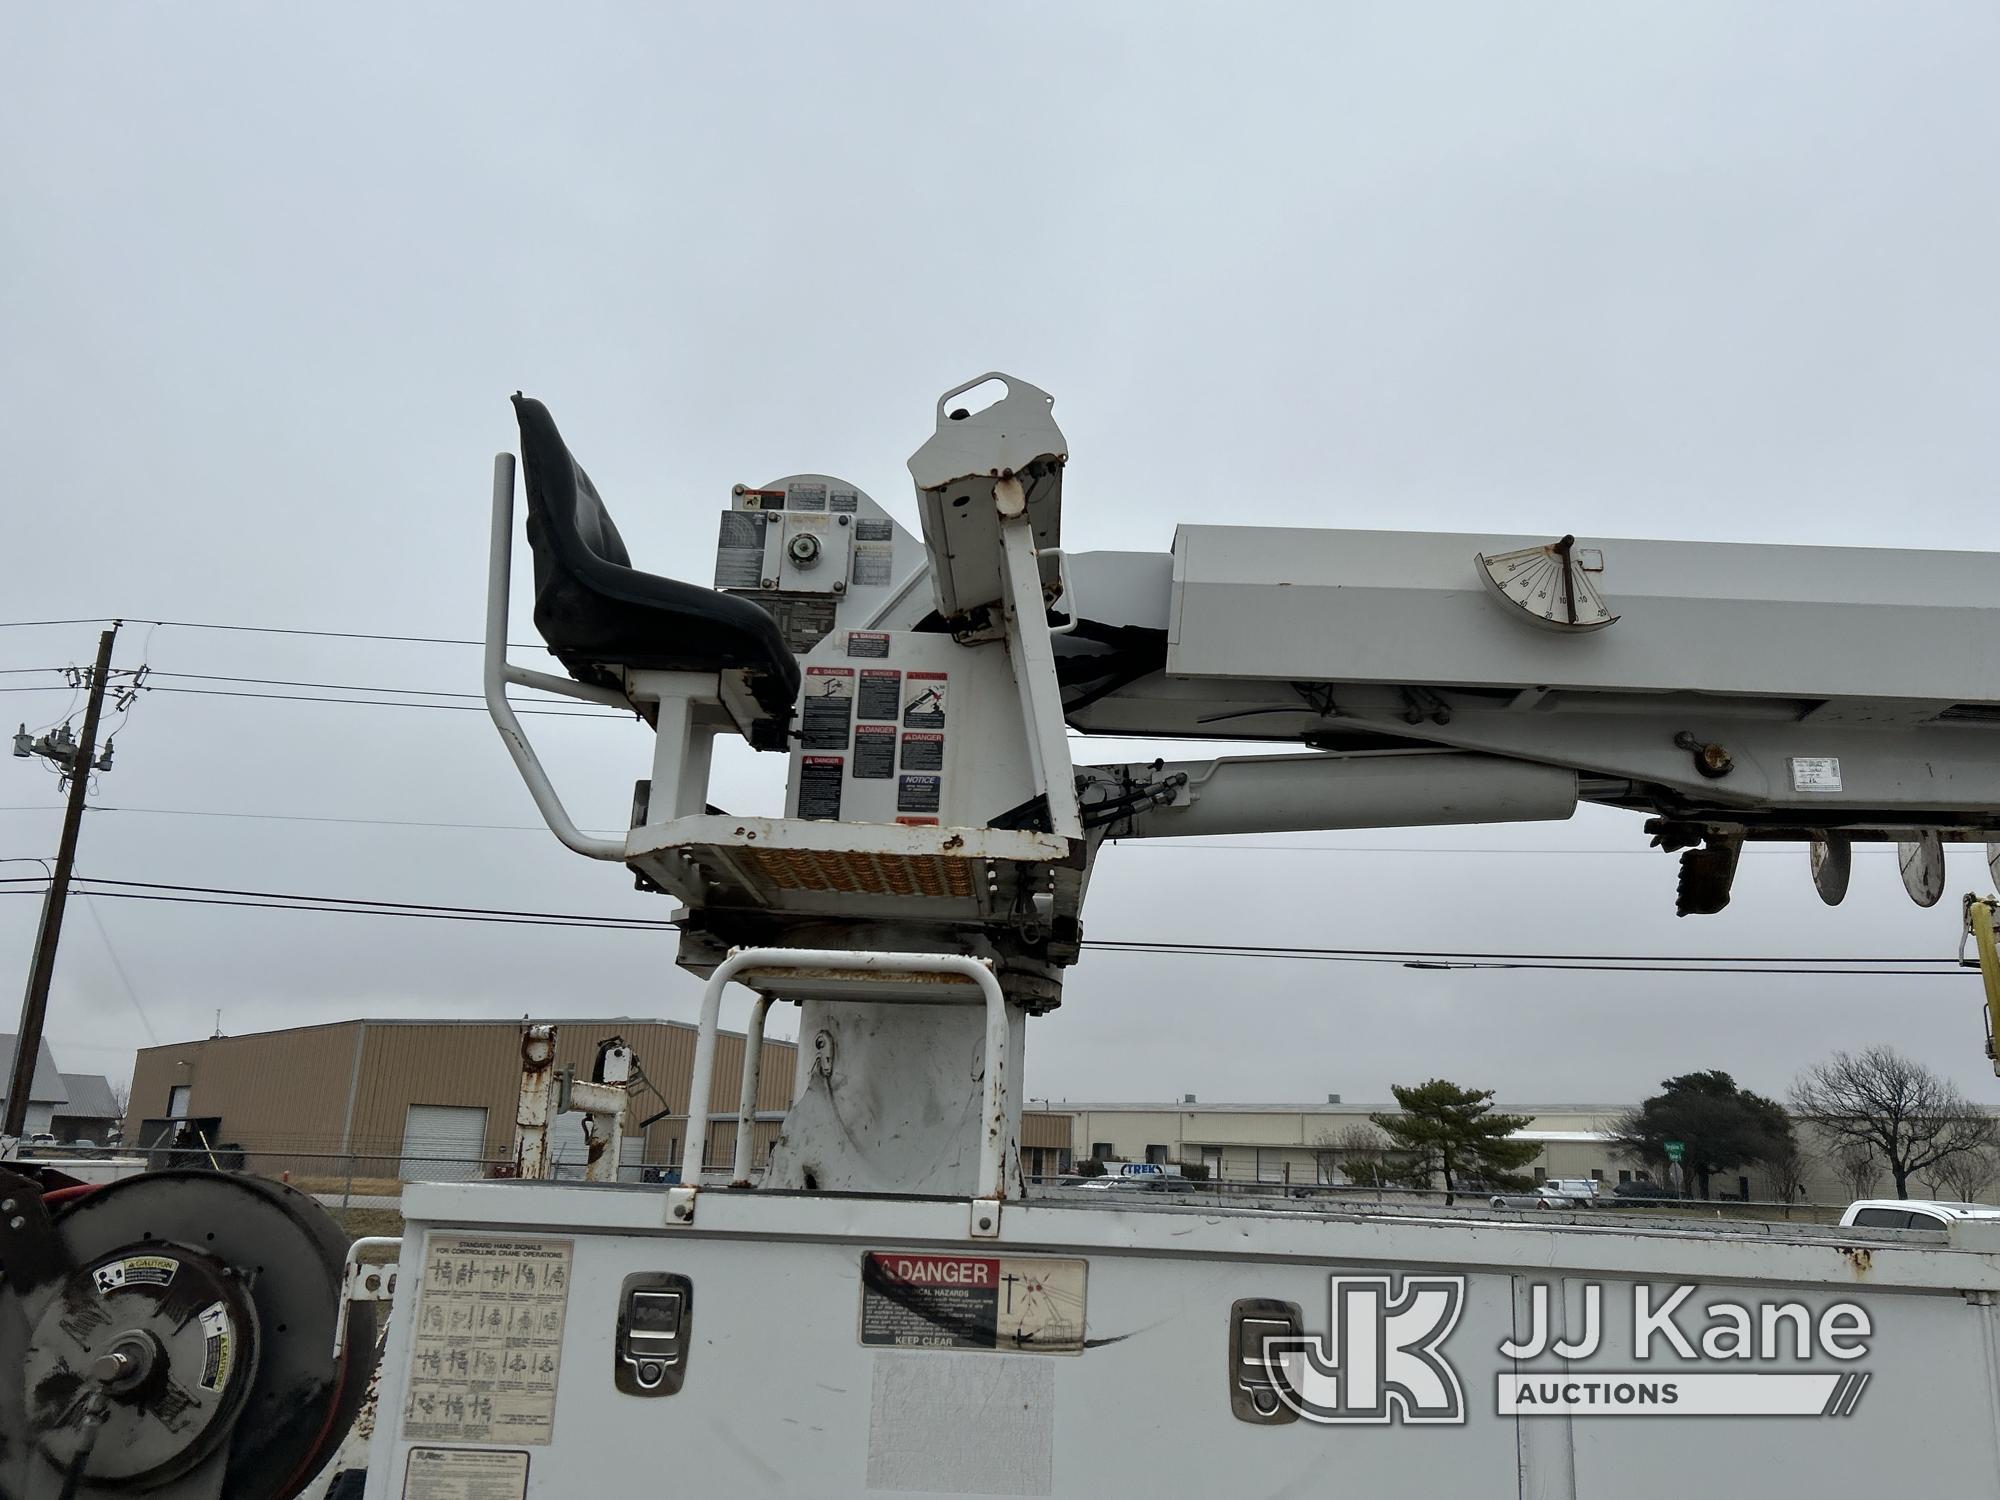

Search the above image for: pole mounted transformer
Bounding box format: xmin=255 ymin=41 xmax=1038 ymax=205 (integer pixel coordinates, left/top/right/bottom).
xmin=5 ymin=622 xmax=118 ymax=1141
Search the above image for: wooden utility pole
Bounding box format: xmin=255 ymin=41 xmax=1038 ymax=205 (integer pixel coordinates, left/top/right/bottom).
xmin=5 ymin=624 xmax=118 ymax=1139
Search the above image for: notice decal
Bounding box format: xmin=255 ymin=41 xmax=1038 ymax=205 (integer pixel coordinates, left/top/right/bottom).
xmin=402 ymin=1448 xmax=529 ymax=1500
xmin=896 ymin=774 xmax=941 ymax=815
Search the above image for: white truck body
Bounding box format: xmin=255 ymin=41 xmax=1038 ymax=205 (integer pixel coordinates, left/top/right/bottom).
xmin=360 ymin=1181 xmax=2000 ymax=1500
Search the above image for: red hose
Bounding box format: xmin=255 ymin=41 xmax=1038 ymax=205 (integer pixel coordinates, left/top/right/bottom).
xmin=40 ymin=1184 xmax=103 ymax=1205
xmin=277 ymin=1335 xmax=351 ymax=1500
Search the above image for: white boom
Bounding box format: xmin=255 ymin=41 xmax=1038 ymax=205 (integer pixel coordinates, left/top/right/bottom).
xmin=484 ymin=375 xmax=2000 ymax=1202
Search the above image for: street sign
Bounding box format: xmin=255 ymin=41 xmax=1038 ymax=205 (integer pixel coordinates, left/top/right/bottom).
xmin=1664 ymin=1141 xmax=1686 ymax=1163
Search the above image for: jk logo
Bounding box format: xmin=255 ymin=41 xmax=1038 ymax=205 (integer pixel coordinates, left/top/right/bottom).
xmin=1267 ymin=1275 xmax=1467 ymax=1424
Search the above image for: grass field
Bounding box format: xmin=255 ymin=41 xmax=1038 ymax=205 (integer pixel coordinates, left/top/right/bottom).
xmin=341 ymin=1207 xmax=407 ymax=1244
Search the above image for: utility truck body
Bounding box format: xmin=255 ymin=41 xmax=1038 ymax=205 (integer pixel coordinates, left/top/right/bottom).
xmin=362 ymin=1180 xmax=2000 ymax=1499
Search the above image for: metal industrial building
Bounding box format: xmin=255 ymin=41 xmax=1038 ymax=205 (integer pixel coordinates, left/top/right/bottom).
xmin=0 ymin=1033 xmax=120 ymax=1143
xmin=0 ymin=1033 xmax=68 ymax=1138
xmin=126 ymin=1017 xmax=800 ymax=1182
xmin=1039 ymin=1099 xmax=1627 ymax=1190
xmin=127 ymin=1023 xmax=1952 ymax=1203
xmin=126 ymin=1017 xmax=1079 ymax=1186
xmin=1030 ymin=1098 xmax=1982 ymax=1204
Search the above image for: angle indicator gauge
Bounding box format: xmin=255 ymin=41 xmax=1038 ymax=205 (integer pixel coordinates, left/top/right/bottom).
xmin=1476 ymin=535 xmax=1617 ymax=633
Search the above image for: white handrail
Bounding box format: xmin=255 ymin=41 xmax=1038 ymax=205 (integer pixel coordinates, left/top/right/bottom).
xmin=482 ymin=452 xmax=625 ymax=861
xmin=731 ymin=992 xmax=774 ymax=1183
xmin=683 ymin=948 xmax=1011 ymax=1201
xmin=332 ymin=1238 xmax=402 ymax=1359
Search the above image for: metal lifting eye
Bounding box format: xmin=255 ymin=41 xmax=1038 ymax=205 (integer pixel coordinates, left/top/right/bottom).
xmin=1673 ymin=730 xmax=1734 ymax=779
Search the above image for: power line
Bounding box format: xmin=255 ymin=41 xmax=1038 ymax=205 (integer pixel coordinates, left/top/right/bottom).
xmin=43 ymin=1036 xmax=147 ymax=1058
xmin=140 ymin=617 xmax=495 ymax=646
xmin=0 ymin=615 xmax=574 ymax=659
xmin=1127 ymin=842 xmax=1944 ymax=857
xmin=71 ymin=876 xmax=674 ymax=927
xmin=150 ymin=671 xmax=493 ymax=699
xmin=77 ymin=893 xmax=161 ymax=1046
xmin=0 ymin=800 xmax=1972 ymax=863
xmin=0 ymin=873 xmax=1974 ymax=974
xmin=52 ymin=889 xmax=677 ymax=934
xmin=1082 ymin=938 xmax=1959 ymax=967
xmin=0 ymin=664 xmax=626 ymax=718
xmin=1086 ymin=945 xmax=1957 ymax=976
xmin=0 ymin=879 xmax=672 ymax=933
xmin=0 ymin=805 xmax=613 ymax=834
xmin=140 ymin=684 xmax=626 ymax=719
xmin=0 ymin=871 xmax=1960 ymax=961
xmin=1 ymin=663 xmax=1254 ymax=739
xmin=0 ymin=615 xmax=522 ymax=648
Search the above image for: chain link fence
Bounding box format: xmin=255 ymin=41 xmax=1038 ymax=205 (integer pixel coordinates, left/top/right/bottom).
xmin=29 ymin=1139 xmax=1857 ymax=1234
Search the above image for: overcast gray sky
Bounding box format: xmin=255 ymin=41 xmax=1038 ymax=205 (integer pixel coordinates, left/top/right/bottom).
xmin=4 ymin=4 xmax=1998 ymax=1113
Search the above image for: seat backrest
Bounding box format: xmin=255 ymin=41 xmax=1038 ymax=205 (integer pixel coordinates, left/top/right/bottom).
xmin=565 ymin=462 xmax=631 ymax=571
xmin=513 ymin=393 xmax=630 ymax=580
xmin=510 ymin=394 xmax=800 ymax=743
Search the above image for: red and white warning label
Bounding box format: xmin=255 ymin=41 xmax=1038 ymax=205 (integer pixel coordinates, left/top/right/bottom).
xmin=859 ymin=1252 xmax=1087 ymax=1354
xmin=901 ymin=672 xmax=947 ymax=728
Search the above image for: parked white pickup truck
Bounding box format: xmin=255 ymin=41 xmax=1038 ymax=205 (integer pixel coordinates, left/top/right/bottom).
xmin=1841 ymin=1199 xmax=2000 ymax=1231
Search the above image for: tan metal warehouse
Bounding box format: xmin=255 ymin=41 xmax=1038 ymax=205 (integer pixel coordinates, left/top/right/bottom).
xmin=126 ymin=1017 xmax=798 ymax=1183
xmin=126 ymin=1017 xmax=1080 ymax=1186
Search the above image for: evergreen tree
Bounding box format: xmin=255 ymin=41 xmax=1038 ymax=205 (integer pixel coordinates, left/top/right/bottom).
xmin=1371 ymin=1080 xmax=1539 ymax=1206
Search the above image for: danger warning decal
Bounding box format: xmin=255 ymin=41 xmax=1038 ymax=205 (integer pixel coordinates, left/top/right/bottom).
xmin=853 ymin=724 xmax=895 ymax=779
xmin=798 ymin=756 xmax=844 ymax=820
xmin=902 ymin=672 xmax=947 ymax=728
xmin=801 ymin=666 xmax=855 ymax=750
xmin=860 ymin=1252 xmax=1086 ymax=1355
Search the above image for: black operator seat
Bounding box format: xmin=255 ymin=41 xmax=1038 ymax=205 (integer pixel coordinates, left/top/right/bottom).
xmin=511 ymin=394 xmax=800 ymax=751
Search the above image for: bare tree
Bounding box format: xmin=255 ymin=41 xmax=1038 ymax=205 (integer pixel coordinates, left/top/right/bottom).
xmin=1329 ymin=1124 xmax=1395 ymax=1187
xmin=1765 ymin=1136 xmax=1811 ymax=1216
xmin=1827 ymin=1141 xmax=1879 ymax=1200
xmin=108 ymin=1078 xmax=131 ymax=1117
xmin=1930 ymin=1147 xmax=1999 ymax=1203
xmin=1309 ymin=1129 xmax=1341 ymax=1185
xmin=1792 ymin=1046 xmax=1997 ymax=1200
